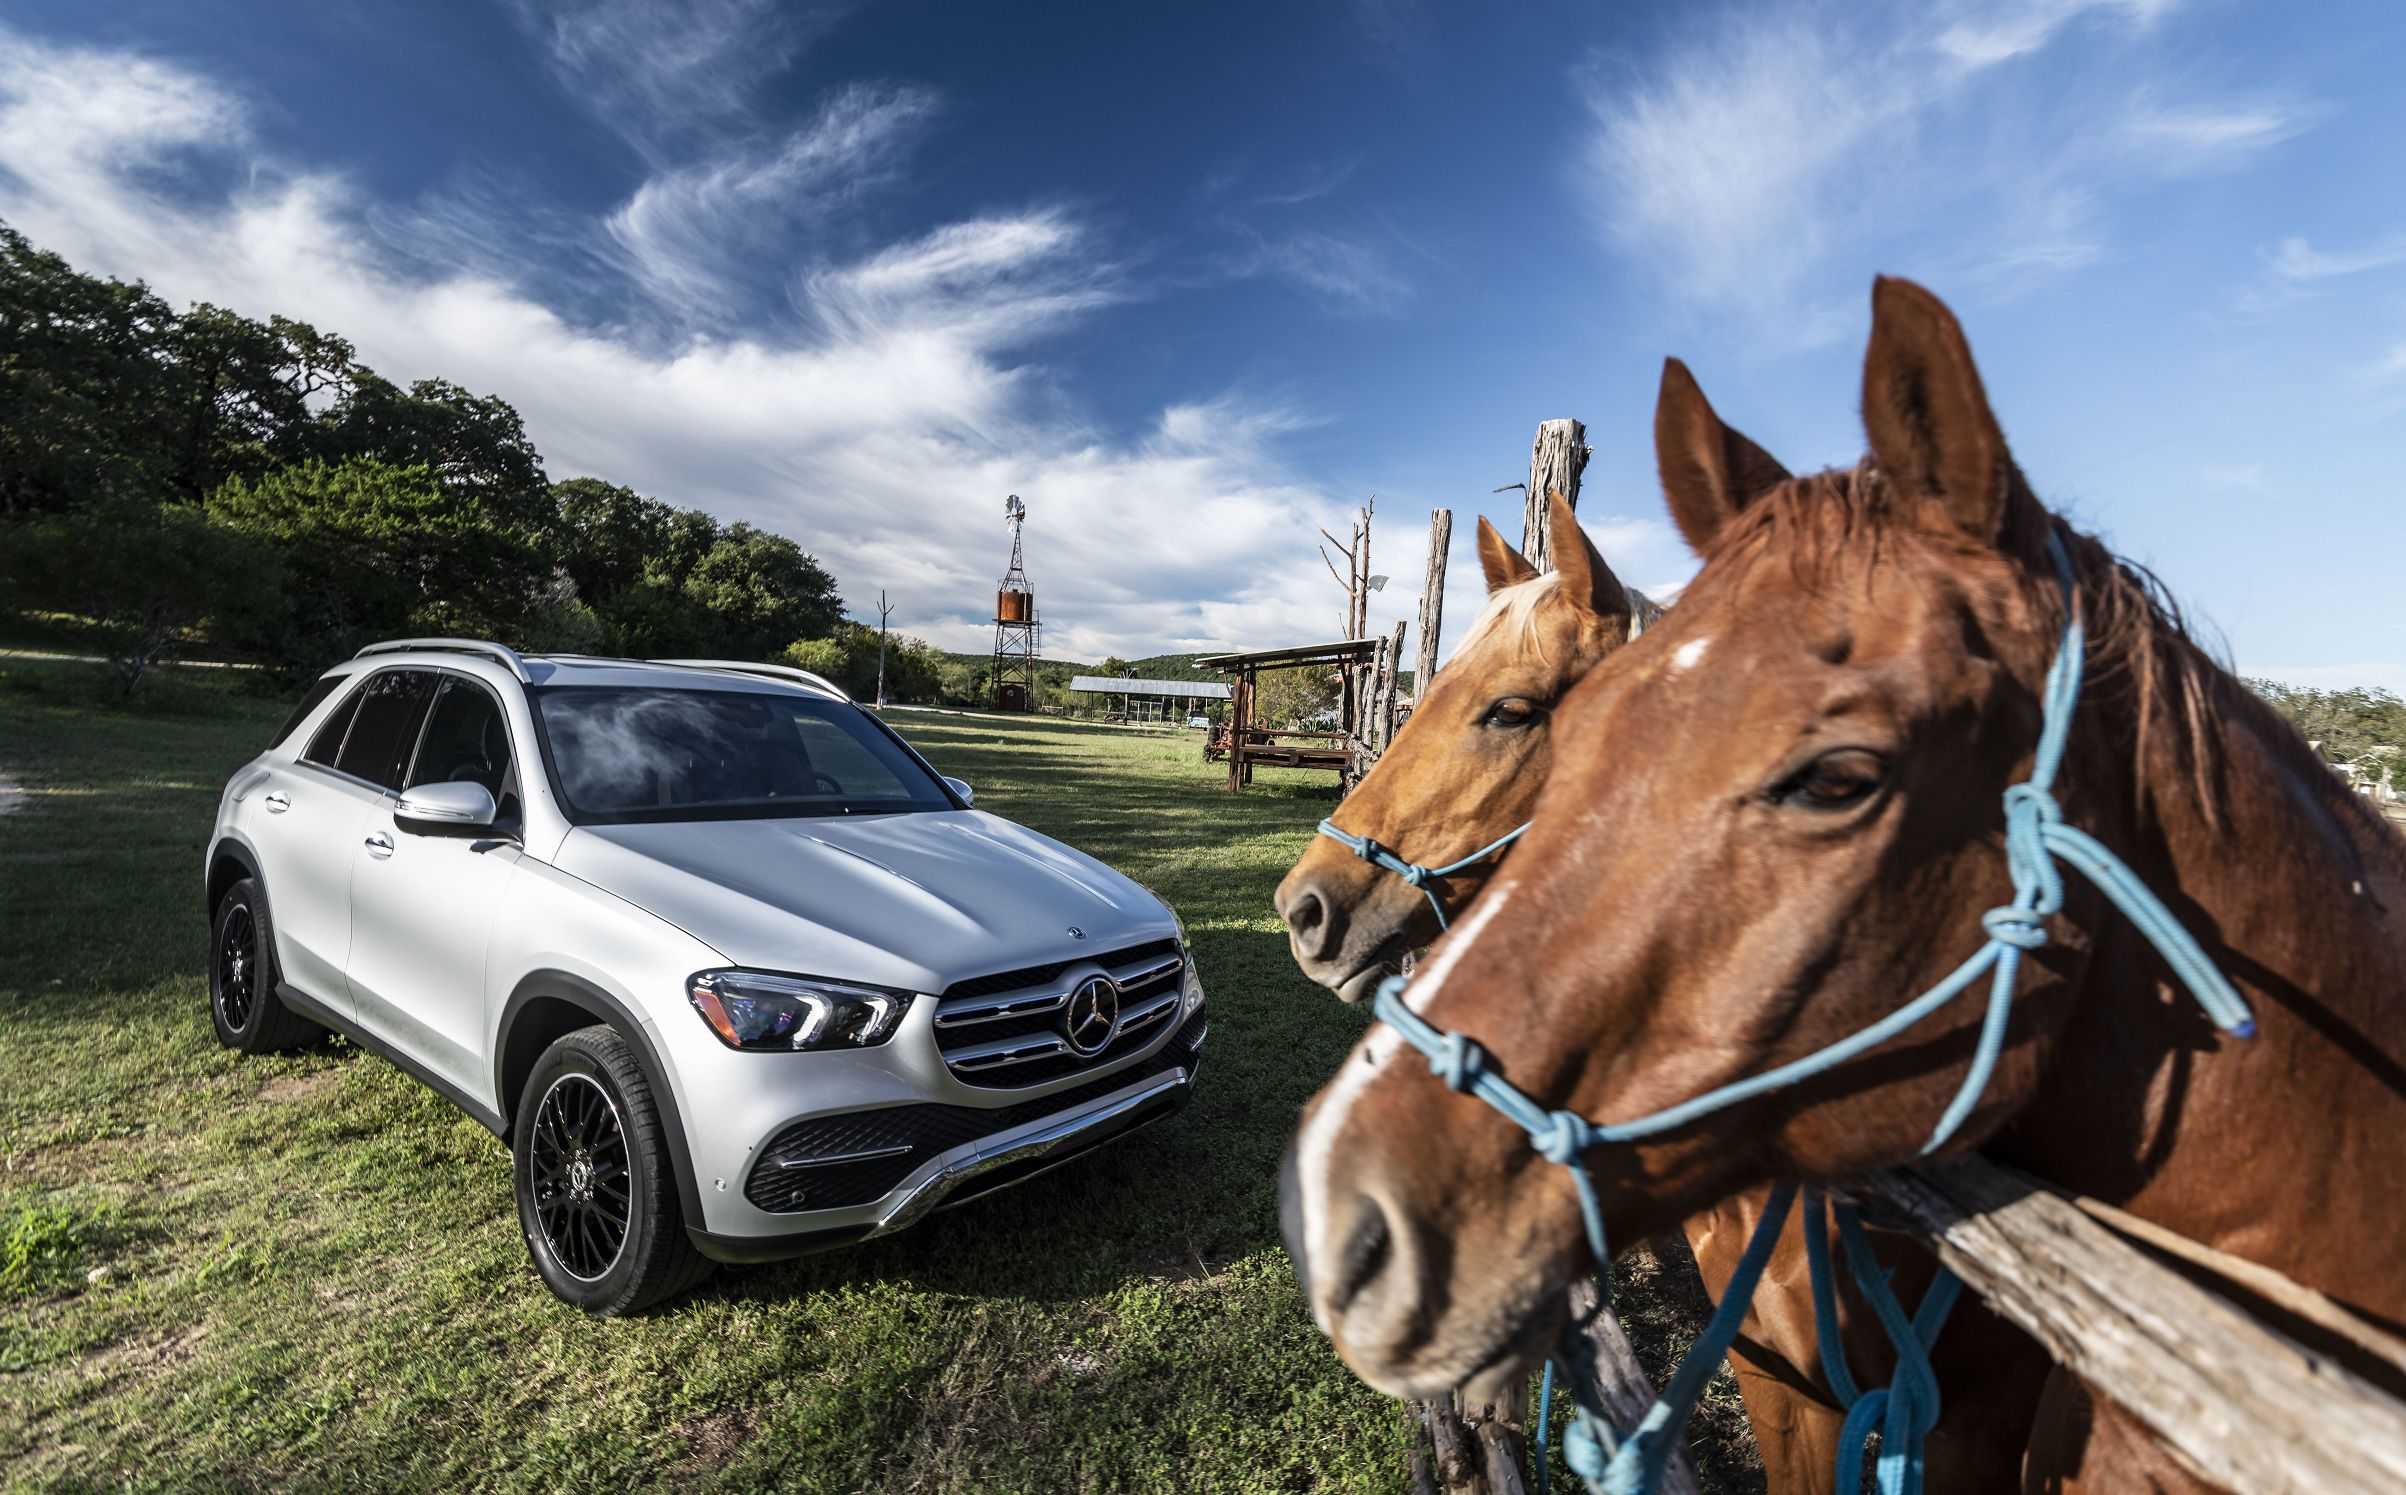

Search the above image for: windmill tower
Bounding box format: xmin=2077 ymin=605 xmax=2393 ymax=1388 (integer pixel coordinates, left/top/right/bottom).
xmin=991 ymin=494 xmax=1039 ymax=712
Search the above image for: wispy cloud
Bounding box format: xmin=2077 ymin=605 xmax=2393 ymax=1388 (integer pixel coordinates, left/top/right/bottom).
xmin=509 ymin=0 xmax=850 ymax=160
xmin=605 ymin=80 xmax=939 ymax=319
xmin=0 ymin=25 xmax=1353 ymax=658
xmin=1235 ymin=225 xmax=1419 ymax=317
xmin=1573 ymin=0 xmax=2304 ymax=343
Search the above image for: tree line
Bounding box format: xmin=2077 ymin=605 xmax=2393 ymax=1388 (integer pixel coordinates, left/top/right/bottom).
xmin=0 ymin=221 xmax=967 ymax=700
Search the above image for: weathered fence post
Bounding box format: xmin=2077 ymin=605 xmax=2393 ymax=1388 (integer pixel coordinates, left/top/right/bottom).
xmin=1521 ymin=420 xmax=1590 ymax=573
xmin=1416 ymin=508 xmax=1452 ymax=695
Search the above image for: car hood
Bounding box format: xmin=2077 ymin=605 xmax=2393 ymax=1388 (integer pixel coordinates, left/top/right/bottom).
xmin=552 ymin=810 xmax=1177 ymax=992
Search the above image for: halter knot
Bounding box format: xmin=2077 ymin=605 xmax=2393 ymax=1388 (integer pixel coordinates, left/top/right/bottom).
xmin=1349 ymin=834 xmax=1384 ymax=865
xmin=1432 ymin=1030 xmax=1488 ymax=1092
xmin=1979 ymin=904 xmax=2050 ymax=950
xmin=1534 ymin=1110 xmax=1591 ymax=1165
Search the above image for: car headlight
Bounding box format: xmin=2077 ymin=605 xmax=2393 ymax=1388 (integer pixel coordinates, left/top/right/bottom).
xmin=686 ymin=970 xmax=914 ymax=1052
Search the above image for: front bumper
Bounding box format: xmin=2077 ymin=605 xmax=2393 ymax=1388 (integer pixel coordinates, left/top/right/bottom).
xmin=687 ymin=1003 xmax=1206 ymax=1264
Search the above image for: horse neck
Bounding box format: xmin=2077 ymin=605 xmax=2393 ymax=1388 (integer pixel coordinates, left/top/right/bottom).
xmin=2008 ymin=643 xmax=2406 ymax=1309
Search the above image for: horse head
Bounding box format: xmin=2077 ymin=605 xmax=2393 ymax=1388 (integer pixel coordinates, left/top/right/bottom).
xmin=1275 ymin=492 xmax=1660 ymax=1002
xmin=1281 ymin=278 xmax=2144 ymax=1398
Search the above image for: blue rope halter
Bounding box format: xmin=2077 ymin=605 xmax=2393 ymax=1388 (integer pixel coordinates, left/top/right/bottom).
xmin=1314 ymin=820 xmax=1529 ymax=930
xmin=1361 ymin=529 xmax=2256 ymax=1495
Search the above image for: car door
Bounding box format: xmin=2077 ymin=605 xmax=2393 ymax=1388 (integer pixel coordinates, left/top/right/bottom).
xmin=258 ymin=670 xmax=429 ymax=1013
xmin=344 ymin=671 xmax=526 ymax=1107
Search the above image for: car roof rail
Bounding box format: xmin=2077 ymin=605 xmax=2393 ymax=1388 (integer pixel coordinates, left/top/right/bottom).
xmin=648 ymin=659 xmax=852 ymax=701
xmin=353 ymin=638 xmax=532 ymax=682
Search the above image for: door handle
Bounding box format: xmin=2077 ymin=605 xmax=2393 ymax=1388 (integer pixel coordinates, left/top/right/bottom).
xmin=364 ymin=832 xmax=394 ymax=859
xmin=263 ymin=791 xmax=290 ymax=813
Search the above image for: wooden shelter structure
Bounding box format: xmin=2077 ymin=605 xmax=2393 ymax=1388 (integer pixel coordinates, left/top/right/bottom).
xmin=1198 ymin=638 xmax=1378 ymax=792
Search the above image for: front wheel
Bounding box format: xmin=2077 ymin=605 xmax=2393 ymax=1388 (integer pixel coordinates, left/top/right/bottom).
xmin=513 ymin=1026 xmax=714 ymax=1315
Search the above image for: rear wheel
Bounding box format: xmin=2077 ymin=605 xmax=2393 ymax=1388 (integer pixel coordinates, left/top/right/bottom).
xmin=513 ymin=1026 xmax=713 ymax=1314
xmin=209 ymin=877 xmax=324 ymax=1053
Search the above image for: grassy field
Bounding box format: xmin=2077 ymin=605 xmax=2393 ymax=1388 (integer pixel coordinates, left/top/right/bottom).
xmin=0 ymin=657 xmax=1756 ymax=1492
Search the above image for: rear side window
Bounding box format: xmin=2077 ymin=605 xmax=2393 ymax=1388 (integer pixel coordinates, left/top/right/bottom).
xmin=303 ymin=684 xmax=363 ymax=766
xmin=270 ymin=676 xmax=348 ymax=751
xmin=334 ymin=670 xmax=437 ymax=789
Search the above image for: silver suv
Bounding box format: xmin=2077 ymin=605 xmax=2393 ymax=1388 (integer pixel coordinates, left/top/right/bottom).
xmin=204 ymin=640 xmax=1205 ymax=1313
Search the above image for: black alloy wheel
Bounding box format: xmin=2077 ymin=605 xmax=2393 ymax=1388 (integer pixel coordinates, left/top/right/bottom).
xmin=216 ymin=902 xmax=258 ymax=1032
xmin=208 ymin=876 xmax=323 ymax=1053
xmin=528 ymin=1072 xmax=633 ymax=1281
xmin=511 ymin=1025 xmax=713 ymax=1314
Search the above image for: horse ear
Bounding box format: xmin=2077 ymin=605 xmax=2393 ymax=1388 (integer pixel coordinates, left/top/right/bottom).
xmin=1654 ymin=357 xmax=1791 ymax=554
xmin=1476 ymin=515 xmax=1539 ymax=593
xmin=1861 ymin=276 xmax=2014 ymax=540
xmin=1544 ymin=490 xmax=1634 ymax=627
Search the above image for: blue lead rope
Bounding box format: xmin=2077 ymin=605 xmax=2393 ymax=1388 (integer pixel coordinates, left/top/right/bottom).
xmin=1364 ymin=528 xmax=2256 ymax=1495
xmin=1316 ymin=819 xmax=1529 ymax=930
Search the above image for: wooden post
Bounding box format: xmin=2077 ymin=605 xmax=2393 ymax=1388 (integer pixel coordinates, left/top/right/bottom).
xmin=1416 ymin=508 xmax=1451 ymax=696
xmin=1521 ymin=420 xmax=1590 ymax=574
xmin=1379 ymin=618 xmax=1406 ymax=750
xmin=1552 ymin=1278 xmax=1704 ymax=1495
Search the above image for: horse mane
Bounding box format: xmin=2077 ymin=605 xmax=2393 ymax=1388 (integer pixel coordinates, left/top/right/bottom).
xmin=1709 ymin=459 xmax=2380 ymax=842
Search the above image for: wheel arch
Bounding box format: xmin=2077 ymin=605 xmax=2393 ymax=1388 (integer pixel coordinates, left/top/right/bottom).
xmin=206 ymin=839 xmax=263 ymax=922
xmin=497 ymin=973 xmax=706 ymax=1227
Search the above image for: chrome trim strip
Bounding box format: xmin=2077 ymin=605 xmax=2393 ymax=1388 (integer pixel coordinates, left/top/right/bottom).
xmin=867 ymin=1070 xmax=1188 ymax=1238
xmin=947 ymin=1034 xmax=1072 ymax=1070
xmin=778 ymin=1143 xmax=914 ymax=1170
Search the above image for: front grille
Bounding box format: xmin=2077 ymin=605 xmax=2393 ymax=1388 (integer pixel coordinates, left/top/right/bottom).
xmin=932 ymin=939 xmax=1187 ymax=1089
xmin=743 ymin=1001 xmax=1206 ymax=1215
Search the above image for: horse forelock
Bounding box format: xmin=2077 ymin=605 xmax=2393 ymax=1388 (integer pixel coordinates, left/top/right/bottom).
xmin=1452 ymin=571 xmax=1566 ymax=669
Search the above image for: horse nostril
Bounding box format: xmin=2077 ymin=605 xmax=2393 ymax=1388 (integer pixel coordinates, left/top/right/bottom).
xmin=1282 ymin=882 xmax=1338 ymax=961
xmin=1330 ymin=1195 xmax=1393 ymax=1311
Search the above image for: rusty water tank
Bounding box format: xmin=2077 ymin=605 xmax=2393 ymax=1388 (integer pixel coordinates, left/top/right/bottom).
xmin=996 ymin=588 xmax=1033 ymax=623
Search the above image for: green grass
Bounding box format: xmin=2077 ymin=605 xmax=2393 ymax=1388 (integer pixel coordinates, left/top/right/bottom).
xmin=0 ymin=661 xmax=1756 ymax=1492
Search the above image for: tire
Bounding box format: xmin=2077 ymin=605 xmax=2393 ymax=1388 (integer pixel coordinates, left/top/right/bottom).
xmin=512 ymin=1025 xmax=714 ymax=1315
xmin=209 ymin=877 xmax=325 ymax=1053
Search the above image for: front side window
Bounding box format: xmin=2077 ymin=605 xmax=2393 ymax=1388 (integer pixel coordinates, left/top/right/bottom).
xmin=533 ymin=687 xmax=952 ymax=823
xmin=406 ymin=676 xmax=513 ymax=800
xmin=334 ymin=669 xmax=436 ymax=789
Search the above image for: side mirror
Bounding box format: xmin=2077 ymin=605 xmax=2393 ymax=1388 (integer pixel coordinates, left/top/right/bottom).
xmin=942 ymin=776 xmax=975 ymax=807
xmin=395 ymin=780 xmax=500 ymax=836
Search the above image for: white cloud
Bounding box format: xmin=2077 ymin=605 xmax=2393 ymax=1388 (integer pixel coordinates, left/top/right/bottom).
xmin=1573 ymin=0 xmax=2302 ymax=342
xmin=510 ymin=0 xmax=849 ymax=160
xmin=2265 ymin=233 xmax=2406 ymax=284
xmin=0 ymin=26 xmax=1355 ymax=660
xmin=605 ymin=80 xmax=939 ymax=318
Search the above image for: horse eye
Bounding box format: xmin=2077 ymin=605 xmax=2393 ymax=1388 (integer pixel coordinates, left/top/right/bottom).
xmin=1781 ymin=749 xmax=1887 ymax=809
xmin=1481 ymin=698 xmax=1546 ymax=730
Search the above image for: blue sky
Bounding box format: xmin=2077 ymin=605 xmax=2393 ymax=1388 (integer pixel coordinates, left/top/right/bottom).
xmin=2 ymin=0 xmax=2400 ymax=688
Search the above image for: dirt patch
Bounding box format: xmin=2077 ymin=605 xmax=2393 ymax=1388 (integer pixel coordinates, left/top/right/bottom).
xmin=255 ymin=1069 xmax=340 ymax=1106
xmin=42 ymin=1324 xmax=208 ymax=1393
xmin=671 ymin=1407 xmax=760 ymax=1471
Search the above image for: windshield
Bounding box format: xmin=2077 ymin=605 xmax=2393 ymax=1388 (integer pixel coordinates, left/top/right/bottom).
xmin=533 ymin=687 xmax=954 ymax=823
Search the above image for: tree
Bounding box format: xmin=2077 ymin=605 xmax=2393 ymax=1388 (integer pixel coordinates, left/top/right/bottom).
xmin=1251 ymin=664 xmax=1341 ymax=728
xmin=2247 ymin=679 xmax=2406 ymax=764
xmin=0 ymin=496 xmax=282 ymax=694
xmin=208 ymin=457 xmax=551 ymax=669
xmin=677 ymin=523 xmax=844 ymax=660
xmin=782 ymin=624 xmax=942 ymax=702
xmin=318 ymin=373 xmax=551 ymax=538
xmin=0 ymin=224 xmax=184 ymax=514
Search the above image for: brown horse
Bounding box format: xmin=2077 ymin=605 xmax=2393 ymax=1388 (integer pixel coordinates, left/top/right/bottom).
xmin=1277 ymin=487 xmax=2037 ymax=1490
xmin=1276 ymin=492 xmax=1657 ymax=1003
xmin=1282 ymin=277 xmax=2406 ymax=1488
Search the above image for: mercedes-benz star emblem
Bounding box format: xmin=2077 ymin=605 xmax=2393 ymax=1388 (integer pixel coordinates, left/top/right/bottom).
xmin=1060 ymin=975 xmax=1119 ymax=1057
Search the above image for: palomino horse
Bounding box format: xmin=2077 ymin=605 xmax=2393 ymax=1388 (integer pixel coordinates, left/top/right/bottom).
xmin=1277 ymin=496 xmax=2038 ymax=1488
xmin=1282 ymin=277 xmax=2406 ymax=1488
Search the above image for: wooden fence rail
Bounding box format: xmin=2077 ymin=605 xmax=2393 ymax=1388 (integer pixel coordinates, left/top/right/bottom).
xmin=1862 ymin=1157 xmax=2406 ymax=1492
